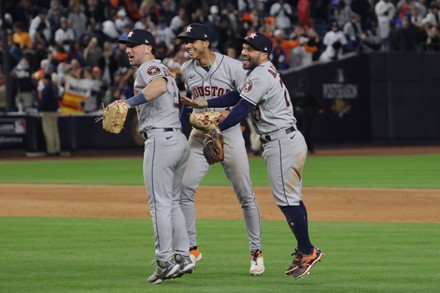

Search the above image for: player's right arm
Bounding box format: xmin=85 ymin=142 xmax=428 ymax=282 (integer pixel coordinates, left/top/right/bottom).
xmin=181 ymin=90 xmax=241 ymax=108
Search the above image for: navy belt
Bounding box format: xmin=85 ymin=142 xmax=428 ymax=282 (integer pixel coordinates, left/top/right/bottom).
xmin=260 ymin=126 xmax=295 ymax=143
xmin=142 ymin=128 xmax=174 ymax=140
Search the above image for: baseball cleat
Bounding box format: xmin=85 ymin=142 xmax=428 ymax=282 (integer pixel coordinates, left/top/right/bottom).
xmin=189 ymin=246 xmax=202 ymax=263
xmin=285 ymin=247 xmax=324 ymax=279
xmin=250 ymin=249 xmax=265 ymax=276
xmin=147 ymin=259 xmax=180 ymax=285
xmin=173 ymin=254 xmax=196 ymax=278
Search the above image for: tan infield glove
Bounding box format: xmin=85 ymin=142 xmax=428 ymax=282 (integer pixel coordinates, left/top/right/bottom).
xmin=97 ymin=100 xmax=130 ymax=134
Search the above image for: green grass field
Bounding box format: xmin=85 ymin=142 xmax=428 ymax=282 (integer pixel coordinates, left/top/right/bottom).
xmin=1 ymin=154 xmax=440 ymax=292
xmin=2 ymin=154 xmax=440 ymax=188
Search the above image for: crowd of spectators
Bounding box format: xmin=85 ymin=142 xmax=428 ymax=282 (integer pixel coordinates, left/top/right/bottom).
xmin=0 ymin=0 xmax=439 ymax=112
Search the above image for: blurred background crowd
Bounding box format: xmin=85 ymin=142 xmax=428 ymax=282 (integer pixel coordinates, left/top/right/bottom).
xmin=0 ymin=0 xmax=439 ymax=113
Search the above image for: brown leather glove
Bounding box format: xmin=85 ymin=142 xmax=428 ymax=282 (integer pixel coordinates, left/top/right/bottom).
xmin=203 ymin=128 xmax=224 ymax=165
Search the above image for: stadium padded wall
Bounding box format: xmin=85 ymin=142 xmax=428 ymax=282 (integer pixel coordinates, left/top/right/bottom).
xmin=281 ymin=52 xmax=440 ymax=143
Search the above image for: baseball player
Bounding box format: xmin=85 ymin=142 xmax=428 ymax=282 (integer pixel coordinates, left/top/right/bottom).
xmin=181 ymin=32 xmax=324 ymax=279
xmin=177 ymin=23 xmax=265 ymax=276
xmin=118 ymin=29 xmax=194 ymax=284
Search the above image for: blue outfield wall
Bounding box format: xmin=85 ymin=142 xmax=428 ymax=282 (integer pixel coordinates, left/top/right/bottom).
xmin=281 ymin=52 xmax=440 ymax=143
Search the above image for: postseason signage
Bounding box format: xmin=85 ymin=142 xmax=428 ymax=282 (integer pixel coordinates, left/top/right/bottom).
xmin=322 ymin=68 xmax=359 ymax=118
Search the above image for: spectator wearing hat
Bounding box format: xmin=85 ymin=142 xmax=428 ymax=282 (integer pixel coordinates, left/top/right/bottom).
xmin=37 ymin=73 xmax=61 ymax=156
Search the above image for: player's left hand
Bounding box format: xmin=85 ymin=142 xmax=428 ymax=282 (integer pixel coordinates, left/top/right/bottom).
xmin=180 ymin=96 xmax=208 ymax=109
xmin=95 ymin=100 xmax=130 ymax=134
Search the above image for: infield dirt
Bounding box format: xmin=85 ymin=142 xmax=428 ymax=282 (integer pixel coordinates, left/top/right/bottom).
xmin=1 ymin=184 xmax=439 ymax=223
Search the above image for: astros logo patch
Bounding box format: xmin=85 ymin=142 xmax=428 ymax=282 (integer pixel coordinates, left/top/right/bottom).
xmin=147 ymin=66 xmax=161 ymax=75
xmin=243 ymin=80 xmax=253 ymax=93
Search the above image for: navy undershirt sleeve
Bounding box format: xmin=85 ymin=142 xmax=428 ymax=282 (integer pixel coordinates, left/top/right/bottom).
xmin=207 ymin=90 xmax=241 ymax=108
xmin=180 ymin=92 xmax=192 ymax=126
xmin=218 ymin=98 xmax=254 ymax=131
xmin=180 ymin=103 xmax=190 ymax=126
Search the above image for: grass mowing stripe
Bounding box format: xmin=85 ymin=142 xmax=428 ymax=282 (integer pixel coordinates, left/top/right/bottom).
xmin=1 ymin=154 xmax=440 ymax=188
xmin=1 ymin=217 xmax=439 ymax=293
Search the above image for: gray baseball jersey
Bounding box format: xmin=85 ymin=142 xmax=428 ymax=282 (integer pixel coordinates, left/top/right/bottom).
xmin=135 ymin=59 xmax=181 ymax=131
xmin=179 ymin=53 xmax=263 ymax=251
xmin=239 ymin=61 xmax=307 ymax=206
xmin=239 ymin=62 xmax=296 ymax=134
xmin=134 ymin=59 xmax=191 ymax=262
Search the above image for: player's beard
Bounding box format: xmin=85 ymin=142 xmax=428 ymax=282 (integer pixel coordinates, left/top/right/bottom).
xmin=242 ymin=55 xmax=259 ymax=70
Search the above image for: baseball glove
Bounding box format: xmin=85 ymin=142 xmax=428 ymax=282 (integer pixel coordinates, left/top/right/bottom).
xmin=96 ymin=100 xmax=130 ymax=134
xmin=189 ymin=110 xmax=229 ymax=133
xmin=203 ymin=128 xmax=224 ymax=165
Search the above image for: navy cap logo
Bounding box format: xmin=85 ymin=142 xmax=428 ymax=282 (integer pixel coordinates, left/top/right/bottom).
xmin=178 ymin=23 xmax=210 ymax=41
xmin=239 ymin=32 xmax=272 ymax=53
xmin=118 ymin=29 xmax=156 ymax=48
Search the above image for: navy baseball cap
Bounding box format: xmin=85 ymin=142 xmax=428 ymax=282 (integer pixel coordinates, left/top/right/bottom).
xmin=177 ymin=23 xmax=210 ymax=41
xmin=239 ymin=32 xmax=273 ymax=53
xmin=118 ymin=29 xmax=156 ymax=49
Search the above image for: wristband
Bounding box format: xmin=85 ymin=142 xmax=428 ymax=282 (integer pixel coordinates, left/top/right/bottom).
xmin=126 ymin=92 xmax=148 ymax=107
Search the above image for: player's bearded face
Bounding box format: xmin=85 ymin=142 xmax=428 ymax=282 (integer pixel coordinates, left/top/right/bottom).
xmin=241 ymin=45 xmax=261 ymax=70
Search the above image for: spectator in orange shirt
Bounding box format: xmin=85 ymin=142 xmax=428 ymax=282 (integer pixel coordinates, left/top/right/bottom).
xmin=12 ymin=22 xmax=32 ymax=49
